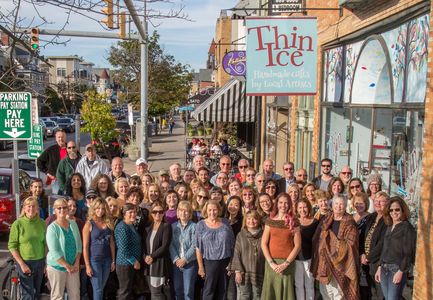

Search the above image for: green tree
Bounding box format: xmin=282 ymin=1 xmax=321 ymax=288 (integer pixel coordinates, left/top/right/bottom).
xmin=108 ymin=31 xmax=192 ymax=117
xmin=80 ymin=91 xmax=117 ymax=159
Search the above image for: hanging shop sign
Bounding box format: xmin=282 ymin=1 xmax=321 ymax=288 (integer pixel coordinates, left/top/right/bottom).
xmin=222 ymin=51 xmax=247 ymax=76
xmin=268 ymin=0 xmax=303 ymax=15
xmin=246 ymin=17 xmax=317 ymax=96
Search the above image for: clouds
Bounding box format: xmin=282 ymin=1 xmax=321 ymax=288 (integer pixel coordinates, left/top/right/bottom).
xmin=1 ymin=0 xmax=237 ymax=70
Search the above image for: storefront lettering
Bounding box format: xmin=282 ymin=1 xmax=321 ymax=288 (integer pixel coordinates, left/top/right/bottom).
xmin=247 ymin=25 xmax=313 ymax=67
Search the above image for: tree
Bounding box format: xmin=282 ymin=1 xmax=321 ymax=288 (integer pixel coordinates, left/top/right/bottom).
xmin=80 ymin=91 xmax=117 ymax=159
xmin=108 ymin=31 xmax=192 ymax=117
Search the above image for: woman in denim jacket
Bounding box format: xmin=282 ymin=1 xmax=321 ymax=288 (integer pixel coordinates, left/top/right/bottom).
xmin=169 ymin=201 xmax=197 ymax=300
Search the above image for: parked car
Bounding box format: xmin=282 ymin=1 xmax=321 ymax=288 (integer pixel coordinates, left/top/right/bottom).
xmin=48 ymin=116 xmax=60 ymax=124
xmin=38 ymin=119 xmax=48 ymax=140
xmin=0 ymin=168 xmax=32 ymax=232
xmin=16 ymin=154 xmax=47 ymax=184
xmin=57 ymin=117 xmax=75 ymax=133
xmin=43 ymin=120 xmax=59 ymax=137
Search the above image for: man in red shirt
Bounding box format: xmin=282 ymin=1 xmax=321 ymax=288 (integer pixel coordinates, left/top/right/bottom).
xmin=37 ymin=129 xmax=67 ymax=185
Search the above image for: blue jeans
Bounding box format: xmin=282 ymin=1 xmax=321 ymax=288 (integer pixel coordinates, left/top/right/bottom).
xmin=17 ymin=258 xmax=45 ymax=300
xmin=380 ymin=264 xmax=407 ymax=300
xmin=90 ymin=259 xmax=112 ymax=300
xmin=172 ymin=261 xmax=198 ymax=300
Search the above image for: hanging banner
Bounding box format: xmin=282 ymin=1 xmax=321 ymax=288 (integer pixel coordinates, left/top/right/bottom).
xmin=222 ymin=51 xmax=246 ymax=76
xmin=246 ymin=17 xmax=317 ymax=96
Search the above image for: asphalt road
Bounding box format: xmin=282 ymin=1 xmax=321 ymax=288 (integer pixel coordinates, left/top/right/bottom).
xmin=0 ymin=130 xmax=91 ymax=265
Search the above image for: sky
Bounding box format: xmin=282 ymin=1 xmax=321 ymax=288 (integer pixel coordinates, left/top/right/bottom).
xmin=0 ymin=0 xmax=238 ymax=71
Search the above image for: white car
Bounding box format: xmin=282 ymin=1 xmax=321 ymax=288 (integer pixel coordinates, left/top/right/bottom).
xmin=16 ymin=154 xmax=52 ymax=195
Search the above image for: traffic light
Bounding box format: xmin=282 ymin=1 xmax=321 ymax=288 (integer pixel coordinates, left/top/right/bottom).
xmin=119 ymin=12 xmax=126 ymax=39
xmin=101 ymin=0 xmax=114 ymax=29
xmin=30 ymin=28 xmax=39 ymax=50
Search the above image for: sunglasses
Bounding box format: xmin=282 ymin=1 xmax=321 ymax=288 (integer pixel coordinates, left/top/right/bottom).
xmin=247 ymin=174 xmax=256 ymax=177
xmin=152 ymin=210 xmax=164 ymax=215
xmin=238 ymin=165 xmax=248 ymax=169
xmin=67 ymin=146 xmax=76 ymax=149
xmin=389 ymin=208 xmax=401 ymax=213
xmin=321 ymin=165 xmax=331 ymax=168
xmin=221 ymin=163 xmax=231 ymax=166
xmin=87 ymin=196 xmax=96 ymax=199
xmin=341 ymin=172 xmax=352 ymax=175
xmin=56 ymin=206 xmax=68 ymax=211
xmin=265 ymin=186 xmax=276 ymax=189
xmin=197 ymin=195 xmax=209 ymax=199
xmin=284 ymin=168 xmax=294 ymax=171
xmin=350 ymin=185 xmax=361 ymax=189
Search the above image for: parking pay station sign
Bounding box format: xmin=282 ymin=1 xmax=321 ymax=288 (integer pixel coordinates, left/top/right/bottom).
xmin=0 ymin=92 xmax=32 ymax=140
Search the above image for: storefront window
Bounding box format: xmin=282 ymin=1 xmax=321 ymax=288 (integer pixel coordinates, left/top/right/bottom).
xmin=322 ymin=107 xmax=350 ymax=173
xmin=390 ymin=110 xmax=424 ymax=223
xmin=349 ymin=108 xmax=372 ymax=178
xmin=265 ymin=106 xmax=277 ymax=162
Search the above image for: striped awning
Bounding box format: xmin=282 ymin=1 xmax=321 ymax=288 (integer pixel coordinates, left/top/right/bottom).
xmin=192 ymin=79 xmax=258 ymax=122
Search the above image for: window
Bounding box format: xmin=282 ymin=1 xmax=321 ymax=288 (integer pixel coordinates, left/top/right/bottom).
xmin=56 ymin=68 xmax=66 ymax=77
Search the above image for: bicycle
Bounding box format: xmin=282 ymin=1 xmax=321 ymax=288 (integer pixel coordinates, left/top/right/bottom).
xmin=0 ymin=257 xmax=21 ymax=300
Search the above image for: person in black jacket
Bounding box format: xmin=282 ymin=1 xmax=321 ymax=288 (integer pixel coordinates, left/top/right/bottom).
xmin=375 ymin=196 xmax=416 ymax=300
xmin=37 ymin=129 xmax=67 ymax=185
xmin=359 ymin=191 xmax=389 ymax=300
xmin=144 ymin=201 xmax=173 ymax=300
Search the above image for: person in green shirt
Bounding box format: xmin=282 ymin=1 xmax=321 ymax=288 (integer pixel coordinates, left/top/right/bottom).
xmin=8 ymin=196 xmax=46 ymax=300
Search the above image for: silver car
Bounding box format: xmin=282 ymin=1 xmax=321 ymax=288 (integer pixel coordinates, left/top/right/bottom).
xmin=43 ymin=120 xmax=59 ymax=137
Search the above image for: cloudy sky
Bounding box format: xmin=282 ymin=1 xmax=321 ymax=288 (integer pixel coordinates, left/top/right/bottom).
xmin=0 ymin=0 xmax=237 ymax=70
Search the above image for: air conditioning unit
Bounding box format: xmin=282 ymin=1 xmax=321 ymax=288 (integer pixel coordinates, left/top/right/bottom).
xmin=339 ymin=0 xmax=366 ymax=9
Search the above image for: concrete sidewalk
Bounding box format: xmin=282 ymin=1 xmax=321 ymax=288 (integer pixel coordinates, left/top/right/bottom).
xmin=123 ymin=116 xmax=186 ymax=175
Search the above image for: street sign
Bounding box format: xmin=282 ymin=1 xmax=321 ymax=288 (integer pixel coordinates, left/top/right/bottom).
xmin=27 ymin=124 xmax=44 ymax=158
xmin=0 ymin=92 xmax=32 ymax=140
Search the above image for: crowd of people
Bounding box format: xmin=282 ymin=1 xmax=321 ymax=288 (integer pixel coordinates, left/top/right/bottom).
xmin=7 ymin=129 xmax=417 ymax=300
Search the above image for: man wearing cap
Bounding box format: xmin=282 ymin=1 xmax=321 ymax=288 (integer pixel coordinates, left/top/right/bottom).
xmin=133 ymin=158 xmax=149 ymax=176
xmin=169 ymin=163 xmax=183 ymax=188
xmin=37 ymin=129 xmax=67 ymax=185
xmin=78 ymin=189 xmax=97 ymax=219
xmin=56 ymin=140 xmax=81 ymax=195
xmin=76 ymin=143 xmax=110 ymax=188
xmin=158 ymin=169 xmax=170 ymax=184
xmin=108 ymin=157 xmax=130 ymax=183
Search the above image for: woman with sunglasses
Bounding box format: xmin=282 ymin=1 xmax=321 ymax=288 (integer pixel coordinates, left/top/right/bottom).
xmin=367 ymin=174 xmax=382 ymax=213
xmin=115 ymin=203 xmax=142 ymax=299
xmin=8 ymin=197 xmax=46 ymax=300
xmin=64 ymin=173 xmax=87 ymax=220
xmin=170 ymin=201 xmax=198 ymax=300
xmin=244 ymin=167 xmax=257 ymax=188
xmin=375 ymin=197 xmax=416 ymax=300
xmin=144 ymin=201 xmax=173 ymax=299
xmin=264 ymin=179 xmax=279 ymax=203
xmin=192 ymin=188 xmax=209 ymax=222
xmin=254 ymin=173 xmax=266 ymax=194
xmin=359 ymin=191 xmax=389 ymax=299
xmin=347 ymin=178 xmax=366 ymax=214
xmin=46 ymin=198 xmax=82 ymax=300
xmin=196 ymin=200 xmax=235 ymax=300
xmin=241 ymin=186 xmax=257 ymax=214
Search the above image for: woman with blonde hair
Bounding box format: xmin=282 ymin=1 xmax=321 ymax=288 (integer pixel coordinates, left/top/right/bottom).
xmin=190 ymin=178 xmax=204 ymax=196
xmin=287 ymin=183 xmax=301 ymax=207
xmin=106 ymin=197 xmax=120 ymax=222
xmin=143 ymin=183 xmax=163 ymax=209
xmin=8 ymin=197 xmax=46 ymax=299
xmin=192 ymin=187 xmax=209 ymax=221
xmin=83 ymin=198 xmax=115 ymax=300
xmin=46 ymin=198 xmax=82 ymax=300
xmin=114 ymin=178 xmax=129 ymax=207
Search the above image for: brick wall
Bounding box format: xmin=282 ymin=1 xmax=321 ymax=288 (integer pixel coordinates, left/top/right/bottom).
xmin=412 ymin=2 xmax=433 ymax=298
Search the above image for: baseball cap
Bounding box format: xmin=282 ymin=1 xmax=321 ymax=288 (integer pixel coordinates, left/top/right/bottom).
xmin=136 ymin=158 xmax=148 ymax=166
xmin=159 ymin=169 xmax=169 ymax=176
xmin=86 ymin=189 xmax=97 ymax=199
xmin=85 ymin=143 xmax=95 ymax=151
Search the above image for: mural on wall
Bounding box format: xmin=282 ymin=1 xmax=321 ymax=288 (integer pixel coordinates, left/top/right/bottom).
xmin=351 ymin=38 xmax=392 ymax=104
xmin=325 ymin=47 xmax=343 ymax=102
xmin=406 ymin=14 xmax=428 ymax=103
xmin=344 ymin=41 xmax=363 ymax=103
xmin=382 ymin=25 xmax=407 ymax=103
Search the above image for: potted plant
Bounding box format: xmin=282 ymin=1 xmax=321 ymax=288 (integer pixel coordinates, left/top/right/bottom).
xmin=204 ymin=122 xmax=213 ymax=136
xmin=187 ymin=124 xmax=195 ymax=136
xmin=197 ymin=125 xmax=204 ymax=136
xmin=124 ymin=139 xmax=140 ymax=161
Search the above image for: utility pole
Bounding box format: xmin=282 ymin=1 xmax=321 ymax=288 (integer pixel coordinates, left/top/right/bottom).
xmin=124 ymin=0 xmax=149 ymax=160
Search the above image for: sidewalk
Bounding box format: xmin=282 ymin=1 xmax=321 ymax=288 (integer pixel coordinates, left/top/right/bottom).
xmin=123 ymin=116 xmax=186 ymax=175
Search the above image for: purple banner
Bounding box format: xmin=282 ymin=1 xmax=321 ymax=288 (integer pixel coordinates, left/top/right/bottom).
xmin=222 ymin=51 xmax=246 ymax=76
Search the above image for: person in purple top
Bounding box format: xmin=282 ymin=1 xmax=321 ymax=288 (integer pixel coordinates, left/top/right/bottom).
xmin=164 ymin=190 xmax=179 ymax=224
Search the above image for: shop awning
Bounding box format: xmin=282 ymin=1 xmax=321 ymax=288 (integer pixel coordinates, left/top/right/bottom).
xmin=192 ymin=79 xmax=258 ymax=122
